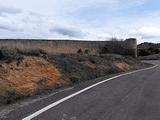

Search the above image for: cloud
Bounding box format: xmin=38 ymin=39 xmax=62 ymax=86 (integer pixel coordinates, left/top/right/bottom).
xmin=50 ymin=26 xmax=86 ymax=38
xmin=141 ymin=34 xmax=160 ymax=39
xmin=138 ymin=27 xmax=160 ymax=36
xmin=52 ymin=0 xmax=147 ymax=12
xmin=0 ymin=0 xmax=158 ymax=43
xmin=0 ymin=24 xmax=18 ymax=31
xmin=130 ymin=26 xmax=160 ymax=38
xmin=0 ymin=6 xmax=21 ymax=16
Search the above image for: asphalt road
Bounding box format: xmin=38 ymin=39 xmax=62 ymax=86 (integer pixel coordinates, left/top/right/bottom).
xmin=4 ymin=61 xmax=160 ymax=120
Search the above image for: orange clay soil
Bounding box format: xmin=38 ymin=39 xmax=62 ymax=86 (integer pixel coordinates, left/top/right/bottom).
xmin=114 ymin=61 xmax=130 ymax=71
xmin=0 ymin=56 xmax=66 ymax=96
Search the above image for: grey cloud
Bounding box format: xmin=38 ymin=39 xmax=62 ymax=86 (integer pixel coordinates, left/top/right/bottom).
xmin=131 ymin=32 xmax=160 ymax=39
xmin=50 ymin=26 xmax=86 ymax=38
xmin=0 ymin=6 xmax=21 ymax=16
xmin=0 ymin=24 xmax=20 ymax=32
xmin=141 ymin=34 xmax=160 ymax=39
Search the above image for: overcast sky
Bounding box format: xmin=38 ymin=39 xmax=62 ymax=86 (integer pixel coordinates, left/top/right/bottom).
xmin=0 ymin=0 xmax=160 ymax=43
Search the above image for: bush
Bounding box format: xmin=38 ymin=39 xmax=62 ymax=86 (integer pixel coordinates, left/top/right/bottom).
xmin=77 ymin=49 xmax=83 ymax=54
xmin=0 ymin=50 xmax=3 ymax=59
xmin=0 ymin=47 xmax=48 ymax=62
xmin=138 ymin=42 xmax=160 ymax=56
xmin=138 ymin=49 xmax=151 ymax=56
xmin=0 ymin=47 xmax=19 ymax=61
xmin=17 ymin=49 xmax=47 ymax=57
xmin=99 ymin=46 xmax=109 ymax=54
xmin=84 ymin=49 xmax=90 ymax=54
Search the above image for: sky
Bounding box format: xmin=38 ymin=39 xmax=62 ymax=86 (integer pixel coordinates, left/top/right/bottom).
xmin=0 ymin=0 xmax=160 ymax=43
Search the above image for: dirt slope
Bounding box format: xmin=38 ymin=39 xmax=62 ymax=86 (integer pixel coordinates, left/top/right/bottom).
xmin=0 ymin=48 xmax=65 ymax=104
xmin=50 ymin=54 xmax=145 ymax=84
xmin=0 ymin=47 xmax=146 ymax=105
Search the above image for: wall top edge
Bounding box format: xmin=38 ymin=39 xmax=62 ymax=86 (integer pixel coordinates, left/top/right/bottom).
xmin=0 ymin=39 xmax=131 ymax=43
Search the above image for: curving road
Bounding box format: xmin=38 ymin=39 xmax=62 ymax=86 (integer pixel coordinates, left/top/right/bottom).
xmin=4 ymin=61 xmax=160 ymax=120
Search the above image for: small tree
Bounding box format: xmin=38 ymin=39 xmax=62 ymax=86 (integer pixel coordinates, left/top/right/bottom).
xmin=77 ymin=49 xmax=83 ymax=54
xmin=111 ymin=37 xmax=119 ymax=41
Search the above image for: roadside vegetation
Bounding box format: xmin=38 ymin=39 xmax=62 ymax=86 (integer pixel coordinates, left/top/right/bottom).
xmin=0 ymin=46 xmax=147 ymax=105
xmin=138 ymin=42 xmax=160 ymax=60
xmin=138 ymin=42 xmax=160 ymax=56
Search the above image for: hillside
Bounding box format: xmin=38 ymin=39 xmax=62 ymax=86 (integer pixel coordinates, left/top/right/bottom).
xmin=0 ymin=47 xmax=148 ymax=105
xmin=138 ymin=42 xmax=160 ymax=56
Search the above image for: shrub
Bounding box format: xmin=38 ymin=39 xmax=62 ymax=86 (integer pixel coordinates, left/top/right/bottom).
xmin=0 ymin=50 xmax=3 ymax=59
xmin=84 ymin=49 xmax=89 ymax=54
xmin=138 ymin=49 xmax=151 ymax=56
xmin=99 ymin=46 xmax=109 ymax=54
xmin=0 ymin=47 xmax=19 ymax=61
xmin=17 ymin=49 xmax=47 ymax=57
xmin=77 ymin=49 xmax=83 ymax=54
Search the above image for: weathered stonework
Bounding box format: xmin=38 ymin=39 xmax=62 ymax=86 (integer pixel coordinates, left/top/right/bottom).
xmin=0 ymin=38 xmax=137 ymax=57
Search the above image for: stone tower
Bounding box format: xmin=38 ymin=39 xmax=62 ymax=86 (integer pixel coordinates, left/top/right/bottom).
xmin=125 ymin=38 xmax=137 ymax=58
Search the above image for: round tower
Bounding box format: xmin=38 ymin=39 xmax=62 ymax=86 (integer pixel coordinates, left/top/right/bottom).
xmin=125 ymin=38 xmax=137 ymax=58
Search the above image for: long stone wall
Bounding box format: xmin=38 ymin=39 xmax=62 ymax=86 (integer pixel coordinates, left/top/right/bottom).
xmin=0 ymin=38 xmax=137 ymax=57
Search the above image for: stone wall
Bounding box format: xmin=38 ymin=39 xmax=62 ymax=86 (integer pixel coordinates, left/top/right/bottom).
xmin=0 ymin=38 xmax=137 ymax=57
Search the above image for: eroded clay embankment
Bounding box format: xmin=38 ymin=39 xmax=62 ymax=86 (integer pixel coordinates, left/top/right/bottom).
xmin=0 ymin=47 xmax=146 ymax=104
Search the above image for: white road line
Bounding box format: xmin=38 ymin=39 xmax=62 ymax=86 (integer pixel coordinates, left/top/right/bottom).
xmin=22 ymin=64 xmax=158 ymax=120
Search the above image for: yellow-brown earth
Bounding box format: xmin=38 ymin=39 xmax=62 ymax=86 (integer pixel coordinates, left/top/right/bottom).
xmin=0 ymin=56 xmax=65 ymax=96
